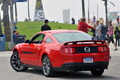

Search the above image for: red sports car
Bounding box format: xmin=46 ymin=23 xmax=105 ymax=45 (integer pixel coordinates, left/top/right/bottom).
xmin=10 ymin=30 xmax=110 ymax=77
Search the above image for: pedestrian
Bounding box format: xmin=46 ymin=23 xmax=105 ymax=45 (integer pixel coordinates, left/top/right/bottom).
xmin=13 ymin=30 xmax=19 ymax=43
xmin=95 ymin=21 xmax=101 ymax=40
xmin=114 ymin=27 xmax=120 ymax=46
xmin=91 ymin=25 xmax=96 ymax=37
xmin=41 ymin=19 xmax=51 ymax=31
xmin=117 ymin=16 xmax=119 ymax=24
xmin=100 ymin=22 xmax=107 ymax=41
xmin=92 ymin=16 xmax=96 ymax=26
xmin=24 ymin=18 xmax=28 ymax=21
xmin=78 ymin=18 xmax=81 ymax=22
xmin=71 ymin=17 xmax=75 ymax=24
xmin=13 ymin=22 xmax=18 ymax=30
xmin=107 ymin=21 xmax=117 ymax=51
xmin=78 ymin=18 xmax=94 ymax=33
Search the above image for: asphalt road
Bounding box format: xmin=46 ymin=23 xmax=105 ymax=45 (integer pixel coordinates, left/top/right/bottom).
xmin=0 ymin=44 xmax=120 ymax=80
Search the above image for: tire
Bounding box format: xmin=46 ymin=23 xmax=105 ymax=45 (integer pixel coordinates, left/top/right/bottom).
xmin=10 ymin=51 xmax=28 ymax=71
xmin=42 ymin=55 xmax=55 ymax=77
xmin=91 ymin=69 xmax=104 ymax=76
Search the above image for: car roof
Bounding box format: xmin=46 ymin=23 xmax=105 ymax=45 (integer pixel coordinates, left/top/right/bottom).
xmin=37 ymin=30 xmax=83 ymax=34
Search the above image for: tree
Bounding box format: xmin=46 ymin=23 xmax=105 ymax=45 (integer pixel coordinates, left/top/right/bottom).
xmin=1 ymin=0 xmax=11 ymax=41
xmin=102 ymin=0 xmax=115 ymax=27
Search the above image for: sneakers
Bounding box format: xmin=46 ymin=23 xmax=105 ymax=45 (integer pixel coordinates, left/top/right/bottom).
xmin=114 ymin=49 xmax=118 ymax=51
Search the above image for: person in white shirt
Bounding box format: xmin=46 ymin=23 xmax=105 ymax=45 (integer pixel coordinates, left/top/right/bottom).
xmin=95 ymin=21 xmax=101 ymax=40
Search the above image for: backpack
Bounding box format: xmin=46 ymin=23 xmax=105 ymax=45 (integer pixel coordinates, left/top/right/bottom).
xmin=101 ymin=25 xmax=107 ymax=34
xmin=116 ymin=31 xmax=120 ymax=37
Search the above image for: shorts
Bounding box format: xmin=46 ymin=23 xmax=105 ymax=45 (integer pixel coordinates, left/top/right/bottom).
xmin=108 ymin=36 xmax=114 ymax=43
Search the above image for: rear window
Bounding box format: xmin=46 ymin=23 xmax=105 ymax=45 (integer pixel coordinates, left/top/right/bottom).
xmin=52 ymin=32 xmax=93 ymax=43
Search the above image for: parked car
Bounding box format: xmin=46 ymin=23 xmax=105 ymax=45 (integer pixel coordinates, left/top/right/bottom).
xmin=10 ymin=30 xmax=110 ymax=77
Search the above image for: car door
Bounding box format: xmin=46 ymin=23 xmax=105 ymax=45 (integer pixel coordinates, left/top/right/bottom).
xmin=20 ymin=33 xmax=45 ymax=66
xmin=19 ymin=43 xmax=31 ymax=64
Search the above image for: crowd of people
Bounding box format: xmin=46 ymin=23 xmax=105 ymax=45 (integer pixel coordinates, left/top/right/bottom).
xmin=77 ymin=17 xmax=120 ymax=51
xmin=40 ymin=18 xmax=120 ymax=51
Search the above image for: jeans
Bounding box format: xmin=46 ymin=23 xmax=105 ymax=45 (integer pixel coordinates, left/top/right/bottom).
xmin=100 ymin=34 xmax=106 ymax=41
xmin=95 ymin=36 xmax=100 ymax=40
xmin=116 ymin=37 xmax=120 ymax=46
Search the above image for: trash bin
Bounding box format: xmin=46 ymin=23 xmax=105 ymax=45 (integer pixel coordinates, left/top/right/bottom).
xmin=0 ymin=34 xmax=6 ymax=51
xmin=15 ymin=35 xmax=25 ymax=44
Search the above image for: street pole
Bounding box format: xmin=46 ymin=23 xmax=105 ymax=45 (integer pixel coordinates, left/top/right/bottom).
xmin=81 ymin=0 xmax=85 ymax=18
xmin=28 ymin=0 xmax=30 ymax=20
xmin=10 ymin=0 xmax=14 ymax=42
xmin=14 ymin=1 xmax=18 ymax=22
xmin=97 ymin=4 xmax=99 ymax=20
xmin=9 ymin=0 xmax=15 ymax=50
xmin=0 ymin=9 xmax=2 ymax=34
xmin=88 ymin=0 xmax=90 ymax=23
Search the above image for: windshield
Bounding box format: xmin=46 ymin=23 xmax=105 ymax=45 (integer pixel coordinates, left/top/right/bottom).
xmin=52 ymin=32 xmax=93 ymax=43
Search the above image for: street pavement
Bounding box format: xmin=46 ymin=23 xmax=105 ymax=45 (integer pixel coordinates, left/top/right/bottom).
xmin=0 ymin=44 xmax=120 ymax=80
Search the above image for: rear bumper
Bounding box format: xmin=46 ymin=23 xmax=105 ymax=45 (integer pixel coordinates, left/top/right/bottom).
xmin=53 ymin=61 xmax=109 ymax=71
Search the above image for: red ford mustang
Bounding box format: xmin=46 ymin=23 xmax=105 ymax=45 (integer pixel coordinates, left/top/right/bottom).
xmin=10 ymin=30 xmax=110 ymax=77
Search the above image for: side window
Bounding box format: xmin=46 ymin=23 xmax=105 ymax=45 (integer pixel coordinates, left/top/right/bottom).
xmin=31 ymin=34 xmax=45 ymax=44
xmin=45 ymin=37 xmax=52 ymax=43
xmin=34 ymin=35 xmax=44 ymax=41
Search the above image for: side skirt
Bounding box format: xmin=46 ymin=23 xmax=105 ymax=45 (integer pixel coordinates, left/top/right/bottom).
xmin=23 ymin=64 xmax=42 ymax=70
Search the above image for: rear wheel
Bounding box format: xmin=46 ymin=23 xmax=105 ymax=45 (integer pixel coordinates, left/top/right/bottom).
xmin=91 ymin=69 xmax=104 ymax=76
xmin=10 ymin=51 xmax=28 ymax=71
xmin=42 ymin=55 xmax=55 ymax=77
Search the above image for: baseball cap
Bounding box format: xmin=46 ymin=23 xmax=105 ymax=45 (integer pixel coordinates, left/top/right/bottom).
xmin=44 ymin=19 xmax=49 ymax=23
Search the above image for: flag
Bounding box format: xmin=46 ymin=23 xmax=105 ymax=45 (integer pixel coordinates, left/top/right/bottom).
xmin=14 ymin=0 xmax=27 ymax=2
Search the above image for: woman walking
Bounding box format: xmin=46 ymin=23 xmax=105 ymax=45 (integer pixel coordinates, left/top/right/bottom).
xmin=107 ymin=21 xmax=117 ymax=51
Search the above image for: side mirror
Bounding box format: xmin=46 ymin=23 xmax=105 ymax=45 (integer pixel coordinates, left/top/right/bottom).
xmin=25 ymin=39 xmax=31 ymax=43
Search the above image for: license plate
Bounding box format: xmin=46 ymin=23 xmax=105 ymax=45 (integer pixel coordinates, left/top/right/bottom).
xmin=83 ymin=57 xmax=93 ymax=63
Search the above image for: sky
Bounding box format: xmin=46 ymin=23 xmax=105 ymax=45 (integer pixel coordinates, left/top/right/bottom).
xmin=0 ymin=0 xmax=120 ymax=23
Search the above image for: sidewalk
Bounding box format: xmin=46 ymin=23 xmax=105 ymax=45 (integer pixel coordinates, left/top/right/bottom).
xmin=0 ymin=44 xmax=120 ymax=57
xmin=109 ymin=44 xmax=120 ymax=56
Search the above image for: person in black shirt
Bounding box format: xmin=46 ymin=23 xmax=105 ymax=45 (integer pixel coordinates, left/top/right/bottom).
xmin=71 ymin=17 xmax=75 ymax=24
xmin=41 ymin=19 xmax=51 ymax=31
xmin=114 ymin=27 xmax=120 ymax=46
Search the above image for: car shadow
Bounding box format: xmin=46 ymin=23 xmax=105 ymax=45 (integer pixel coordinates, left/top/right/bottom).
xmin=24 ymin=68 xmax=44 ymax=76
xmin=55 ymin=72 xmax=120 ymax=80
xmin=24 ymin=69 xmax=120 ymax=80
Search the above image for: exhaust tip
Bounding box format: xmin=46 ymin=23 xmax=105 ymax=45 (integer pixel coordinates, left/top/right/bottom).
xmin=66 ymin=67 xmax=73 ymax=72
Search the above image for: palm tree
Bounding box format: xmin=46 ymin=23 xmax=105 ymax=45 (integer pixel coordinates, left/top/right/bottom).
xmin=1 ymin=0 xmax=11 ymax=41
xmin=102 ymin=0 xmax=115 ymax=27
xmin=102 ymin=0 xmax=108 ymax=27
xmin=81 ymin=0 xmax=85 ymax=18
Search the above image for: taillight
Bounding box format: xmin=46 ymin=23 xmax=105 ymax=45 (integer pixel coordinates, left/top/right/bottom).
xmin=98 ymin=47 xmax=108 ymax=52
xmin=62 ymin=47 xmax=76 ymax=54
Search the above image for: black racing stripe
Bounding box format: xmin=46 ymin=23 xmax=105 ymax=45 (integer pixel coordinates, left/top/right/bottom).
xmin=21 ymin=51 xmax=35 ymax=54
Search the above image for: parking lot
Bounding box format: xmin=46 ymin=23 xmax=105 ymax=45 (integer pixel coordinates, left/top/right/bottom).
xmin=0 ymin=44 xmax=120 ymax=80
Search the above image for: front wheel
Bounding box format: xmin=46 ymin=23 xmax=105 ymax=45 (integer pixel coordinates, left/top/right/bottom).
xmin=42 ymin=55 xmax=55 ymax=77
xmin=10 ymin=51 xmax=28 ymax=71
xmin=91 ymin=69 xmax=104 ymax=76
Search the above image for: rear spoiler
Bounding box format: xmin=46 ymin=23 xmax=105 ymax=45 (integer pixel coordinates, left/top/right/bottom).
xmin=63 ymin=40 xmax=106 ymax=46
